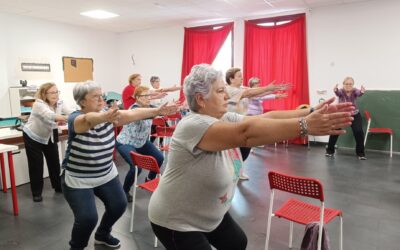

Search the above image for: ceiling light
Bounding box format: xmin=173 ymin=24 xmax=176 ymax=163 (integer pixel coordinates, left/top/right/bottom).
xmin=80 ymin=10 xmax=119 ymax=19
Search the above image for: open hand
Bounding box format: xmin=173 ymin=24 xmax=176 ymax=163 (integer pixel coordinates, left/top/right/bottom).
xmin=104 ymin=102 xmax=121 ymax=125
xmin=314 ymin=97 xmax=354 ymax=114
xmin=305 ymin=104 xmax=353 ymax=136
xmin=157 ymin=102 xmax=179 ymax=116
xmin=360 ymin=85 xmax=366 ymax=93
xmin=276 ymin=93 xmax=288 ymax=99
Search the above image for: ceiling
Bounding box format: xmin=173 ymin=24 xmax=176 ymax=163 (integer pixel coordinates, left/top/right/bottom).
xmin=0 ymin=0 xmax=370 ymax=33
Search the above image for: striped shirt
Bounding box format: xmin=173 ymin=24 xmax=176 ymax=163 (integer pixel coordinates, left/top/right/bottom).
xmin=62 ymin=111 xmax=118 ymax=188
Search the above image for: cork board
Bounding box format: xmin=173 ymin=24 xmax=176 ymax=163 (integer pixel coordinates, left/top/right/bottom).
xmin=63 ymin=57 xmax=93 ymax=82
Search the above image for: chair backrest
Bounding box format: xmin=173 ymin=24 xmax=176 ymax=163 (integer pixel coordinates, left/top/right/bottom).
xmin=268 ymin=171 xmax=324 ymax=202
xmin=364 ymin=110 xmax=371 ymax=121
xmin=165 ymin=112 xmax=182 ymax=120
xmin=130 ymin=151 xmax=161 ymax=174
xmin=156 ymin=126 xmax=175 ymax=137
xmin=152 ymin=117 xmax=166 ymax=127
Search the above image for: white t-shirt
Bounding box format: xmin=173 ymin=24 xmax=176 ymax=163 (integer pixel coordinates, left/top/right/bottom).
xmin=148 ymin=112 xmax=244 ymax=232
xmin=226 ymin=85 xmax=249 ymax=115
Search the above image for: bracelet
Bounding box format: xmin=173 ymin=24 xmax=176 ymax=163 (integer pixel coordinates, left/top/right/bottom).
xmin=298 ymin=117 xmax=308 ymax=137
xmin=309 ymin=107 xmax=314 ymax=114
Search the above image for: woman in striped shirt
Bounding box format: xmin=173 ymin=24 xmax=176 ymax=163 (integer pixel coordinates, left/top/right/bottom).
xmin=62 ymin=81 xmax=178 ymax=250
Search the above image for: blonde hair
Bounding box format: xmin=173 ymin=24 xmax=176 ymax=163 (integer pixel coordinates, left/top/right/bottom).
xmin=128 ymin=74 xmax=141 ymax=84
xmin=35 ymin=82 xmax=57 ymax=103
xmin=343 ymin=77 xmax=354 ymax=84
xmin=133 ymin=85 xmax=150 ymax=99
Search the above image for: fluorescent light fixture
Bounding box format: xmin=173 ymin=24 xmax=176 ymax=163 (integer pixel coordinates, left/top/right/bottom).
xmin=80 ymin=10 xmax=119 ymax=19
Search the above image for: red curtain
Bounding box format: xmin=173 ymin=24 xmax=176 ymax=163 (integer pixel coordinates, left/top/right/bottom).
xmin=244 ymin=14 xmax=309 ymax=111
xmin=179 ymin=22 xmax=233 ymax=102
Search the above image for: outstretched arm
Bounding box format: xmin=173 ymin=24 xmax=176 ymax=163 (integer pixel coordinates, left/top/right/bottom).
xmin=197 ymin=105 xmax=353 ymax=152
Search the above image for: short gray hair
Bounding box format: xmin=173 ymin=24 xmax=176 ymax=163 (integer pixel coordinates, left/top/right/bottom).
xmin=73 ymin=81 xmax=102 ymax=107
xmin=183 ymin=64 xmax=222 ymax=112
xmin=248 ymin=77 xmax=260 ymax=88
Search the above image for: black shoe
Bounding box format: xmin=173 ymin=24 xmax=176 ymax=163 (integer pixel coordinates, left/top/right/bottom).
xmin=33 ymin=195 xmax=43 ymax=202
xmin=94 ymin=234 xmax=121 ymax=248
xmin=125 ymin=192 xmax=133 ymax=203
xmin=54 ymin=187 xmax=62 ymax=193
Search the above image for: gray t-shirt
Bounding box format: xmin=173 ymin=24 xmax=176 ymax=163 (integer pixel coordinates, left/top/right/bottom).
xmin=148 ymin=112 xmax=244 ymax=232
xmin=226 ymin=84 xmax=249 ymax=115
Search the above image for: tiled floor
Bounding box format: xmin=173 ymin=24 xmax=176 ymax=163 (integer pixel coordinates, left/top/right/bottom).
xmin=1 ymin=144 xmax=399 ymax=250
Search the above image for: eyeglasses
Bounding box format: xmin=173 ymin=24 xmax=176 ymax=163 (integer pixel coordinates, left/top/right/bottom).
xmin=89 ymin=94 xmax=105 ymax=101
xmin=46 ymin=91 xmax=60 ymax=95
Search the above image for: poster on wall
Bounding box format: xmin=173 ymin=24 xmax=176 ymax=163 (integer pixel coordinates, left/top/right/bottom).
xmin=62 ymin=57 xmax=93 ymax=82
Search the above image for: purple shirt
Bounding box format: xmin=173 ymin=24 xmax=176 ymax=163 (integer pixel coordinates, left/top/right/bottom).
xmin=246 ymin=94 xmax=276 ymax=116
xmin=334 ymin=88 xmax=364 ymax=115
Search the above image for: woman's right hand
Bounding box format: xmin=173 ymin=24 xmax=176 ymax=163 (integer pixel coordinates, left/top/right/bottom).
xmin=103 ymin=102 xmax=121 ymax=124
xmin=305 ymin=104 xmax=353 ymax=136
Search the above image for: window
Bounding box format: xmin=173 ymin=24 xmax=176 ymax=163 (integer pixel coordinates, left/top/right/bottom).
xmin=212 ymin=31 xmax=232 ymax=74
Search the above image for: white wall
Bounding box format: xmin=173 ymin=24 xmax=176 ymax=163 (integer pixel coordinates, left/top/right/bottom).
xmin=0 ymin=13 xmax=118 ymax=116
xmin=307 ymin=0 xmax=400 ymax=106
xmin=117 ymin=26 xmax=184 ymax=102
xmin=1 ymin=0 xmax=399 ymax=127
xmin=0 ymin=14 xmax=9 ymax=117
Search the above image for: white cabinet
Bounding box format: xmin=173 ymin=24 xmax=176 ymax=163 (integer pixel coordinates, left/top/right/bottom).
xmin=9 ymin=86 xmax=38 ymax=117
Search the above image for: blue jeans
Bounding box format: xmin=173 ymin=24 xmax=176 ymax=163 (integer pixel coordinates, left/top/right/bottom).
xmin=62 ymin=175 xmax=127 ymax=250
xmin=116 ymin=140 xmax=164 ymax=193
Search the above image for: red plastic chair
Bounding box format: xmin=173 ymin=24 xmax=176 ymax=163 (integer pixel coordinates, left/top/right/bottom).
xmin=265 ymin=171 xmax=343 ymax=250
xmin=155 ymin=126 xmax=175 ymax=154
xmin=164 ymin=112 xmax=182 ymax=126
xmin=364 ymin=110 xmax=393 ymax=157
xmin=129 ymin=151 xmax=161 ymax=247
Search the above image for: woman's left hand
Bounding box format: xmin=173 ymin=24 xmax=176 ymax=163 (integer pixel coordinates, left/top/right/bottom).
xmin=360 ymin=85 xmax=366 ymax=93
xmin=313 ymin=97 xmax=354 ymax=114
xmin=157 ymin=102 xmax=179 ymax=116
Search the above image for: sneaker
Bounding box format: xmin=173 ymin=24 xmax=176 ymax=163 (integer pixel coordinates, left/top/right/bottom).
xmin=94 ymin=234 xmax=121 ymax=248
xmin=239 ymin=173 xmax=249 ymax=180
xmin=358 ymin=156 xmax=367 ymax=160
xmin=325 ymin=153 xmax=334 ymax=157
xmin=125 ymin=192 xmax=133 ymax=203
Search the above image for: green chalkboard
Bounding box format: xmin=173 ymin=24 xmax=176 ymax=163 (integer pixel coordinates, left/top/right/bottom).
xmin=337 ymin=90 xmax=399 ymax=153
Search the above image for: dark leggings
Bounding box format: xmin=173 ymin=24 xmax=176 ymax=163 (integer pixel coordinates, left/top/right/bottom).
xmin=326 ymin=112 xmax=365 ymax=156
xmin=151 ymin=213 xmax=247 ymax=250
xmin=239 ymin=147 xmax=251 ymax=162
xmin=23 ymin=130 xmax=61 ymax=196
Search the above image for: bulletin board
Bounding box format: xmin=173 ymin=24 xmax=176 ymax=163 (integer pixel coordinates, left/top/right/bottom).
xmin=63 ymin=57 xmax=93 ymax=82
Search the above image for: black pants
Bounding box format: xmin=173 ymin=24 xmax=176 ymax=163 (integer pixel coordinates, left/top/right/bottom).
xmin=151 ymin=213 xmax=247 ymax=250
xmin=239 ymin=147 xmax=251 ymax=162
xmin=326 ymin=112 xmax=365 ymax=156
xmin=23 ymin=130 xmax=61 ymax=196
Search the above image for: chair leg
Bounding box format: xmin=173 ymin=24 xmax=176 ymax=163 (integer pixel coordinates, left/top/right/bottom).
xmin=154 ymin=236 xmax=158 ymax=248
xmin=317 ymin=202 xmax=325 ymax=250
xmin=390 ymin=135 xmax=393 ymax=158
xmin=129 ymin=167 xmax=139 ymax=233
xmin=339 ymin=215 xmax=343 ymax=250
xmin=264 ymin=190 xmax=275 ymax=250
xmin=289 ymin=221 xmax=293 ymax=248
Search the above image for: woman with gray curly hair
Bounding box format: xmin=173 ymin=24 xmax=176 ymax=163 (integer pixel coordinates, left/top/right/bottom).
xmin=148 ymin=64 xmax=354 ymax=250
xmin=62 ymin=81 xmax=178 ymax=250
